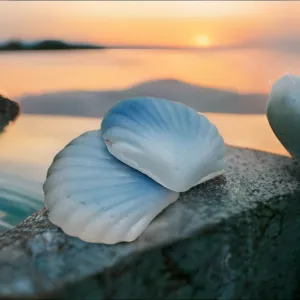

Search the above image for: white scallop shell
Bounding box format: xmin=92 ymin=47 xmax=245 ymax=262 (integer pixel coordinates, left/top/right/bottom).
xmin=43 ymin=130 xmax=179 ymax=244
xmin=101 ymin=97 xmax=226 ymax=192
xmin=267 ymin=74 xmax=300 ymax=112
xmin=267 ymin=74 xmax=300 ymax=161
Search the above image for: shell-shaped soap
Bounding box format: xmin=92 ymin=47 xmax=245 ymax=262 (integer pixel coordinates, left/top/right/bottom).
xmin=43 ymin=130 xmax=179 ymax=244
xmin=101 ymin=97 xmax=225 ymax=192
xmin=267 ymin=74 xmax=300 ymax=161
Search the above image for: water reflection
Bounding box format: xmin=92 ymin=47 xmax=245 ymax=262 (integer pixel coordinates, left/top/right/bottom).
xmin=0 ymin=49 xmax=300 ymax=97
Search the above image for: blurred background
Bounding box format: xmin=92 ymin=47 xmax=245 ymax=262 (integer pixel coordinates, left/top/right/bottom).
xmin=0 ymin=1 xmax=299 ymax=230
xmin=1 ymin=1 xmax=300 ymax=96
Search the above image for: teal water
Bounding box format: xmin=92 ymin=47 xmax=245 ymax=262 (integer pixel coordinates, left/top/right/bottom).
xmin=0 ymin=169 xmax=44 ymax=233
xmin=0 ymin=189 xmax=43 ymax=232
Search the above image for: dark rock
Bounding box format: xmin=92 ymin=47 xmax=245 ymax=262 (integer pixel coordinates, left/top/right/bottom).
xmin=0 ymin=147 xmax=300 ymax=299
xmin=0 ymin=39 xmax=105 ymax=52
xmin=0 ymin=95 xmax=20 ymax=132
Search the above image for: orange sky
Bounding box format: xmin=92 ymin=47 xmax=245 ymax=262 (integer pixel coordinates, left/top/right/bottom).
xmin=1 ymin=1 xmax=300 ymax=47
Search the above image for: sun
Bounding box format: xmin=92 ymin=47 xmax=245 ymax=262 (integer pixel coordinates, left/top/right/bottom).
xmin=192 ymin=34 xmax=212 ymax=48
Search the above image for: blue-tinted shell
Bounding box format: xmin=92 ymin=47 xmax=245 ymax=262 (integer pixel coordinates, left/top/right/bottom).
xmin=101 ymin=97 xmax=226 ymax=192
xmin=43 ymin=130 xmax=179 ymax=244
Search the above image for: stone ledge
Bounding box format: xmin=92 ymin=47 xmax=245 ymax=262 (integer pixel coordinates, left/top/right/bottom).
xmin=1 ymin=146 xmax=300 ymax=299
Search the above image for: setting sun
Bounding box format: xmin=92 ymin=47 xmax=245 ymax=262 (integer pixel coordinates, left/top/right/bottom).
xmin=193 ymin=34 xmax=212 ymax=47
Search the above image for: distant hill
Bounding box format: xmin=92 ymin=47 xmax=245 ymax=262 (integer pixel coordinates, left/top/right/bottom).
xmin=18 ymin=79 xmax=267 ymax=117
xmin=0 ymin=39 xmax=105 ymax=52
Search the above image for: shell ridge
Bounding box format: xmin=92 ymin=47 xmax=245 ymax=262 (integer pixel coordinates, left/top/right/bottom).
xmin=68 ymin=184 xmax=139 ymax=204
xmin=45 ymin=168 xmax=131 ymax=190
xmin=64 ymin=206 xmax=105 ymax=237
xmin=138 ymin=99 xmax=168 ymax=132
xmin=87 ymin=189 xmax=174 ymax=243
xmin=69 ymin=132 xmax=102 ymax=146
xmin=150 ymin=98 xmax=174 ymax=129
xmin=46 ymin=177 xmax=139 ymax=199
xmin=106 ymin=109 xmax=153 ymax=133
xmin=173 ymin=101 xmax=189 ymax=134
xmin=165 ymin=100 xmax=182 ymax=133
xmin=103 ymin=127 xmax=150 ymax=149
xmin=44 ymin=177 xmax=141 ymax=209
xmin=58 ymin=144 xmax=106 ymax=158
xmin=77 ymin=189 xmax=149 ymax=242
xmin=123 ymin=191 xmax=179 ymax=241
xmin=51 ymin=156 xmax=115 ymax=169
xmin=49 ymin=157 xmax=122 ymax=172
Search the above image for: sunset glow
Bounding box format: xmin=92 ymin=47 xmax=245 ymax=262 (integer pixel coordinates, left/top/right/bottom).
xmin=1 ymin=1 xmax=300 ymax=97
xmin=0 ymin=1 xmax=300 ymax=48
xmin=192 ymin=34 xmax=212 ymax=48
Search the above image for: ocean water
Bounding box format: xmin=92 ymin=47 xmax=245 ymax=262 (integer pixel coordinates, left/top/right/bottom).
xmin=0 ymin=48 xmax=300 ymax=97
xmin=0 ymin=171 xmax=44 ymax=231
xmin=0 ymin=188 xmax=42 ymax=231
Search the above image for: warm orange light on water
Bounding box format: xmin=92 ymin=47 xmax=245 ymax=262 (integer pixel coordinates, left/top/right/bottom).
xmin=0 ymin=113 xmax=289 ymax=184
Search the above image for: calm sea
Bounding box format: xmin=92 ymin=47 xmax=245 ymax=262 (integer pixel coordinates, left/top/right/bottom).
xmin=1 ymin=48 xmax=300 ymax=97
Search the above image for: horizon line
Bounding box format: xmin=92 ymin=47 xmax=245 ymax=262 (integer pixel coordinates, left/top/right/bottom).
xmin=0 ymin=38 xmax=273 ymax=52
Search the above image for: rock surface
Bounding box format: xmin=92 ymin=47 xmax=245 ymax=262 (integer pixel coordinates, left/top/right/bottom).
xmin=0 ymin=95 xmax=20 ymax=132
xmin=1 ymin=146 xmax=300 ymax=299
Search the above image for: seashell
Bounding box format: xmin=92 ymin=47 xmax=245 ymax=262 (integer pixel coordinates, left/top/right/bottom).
xmin=267 ymin=74 xmax=300 ymax=161
xmin=101 ymin=97 xmax=226 ymax=192
xmin=43 ymin=130 xmax=179 ymax=244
